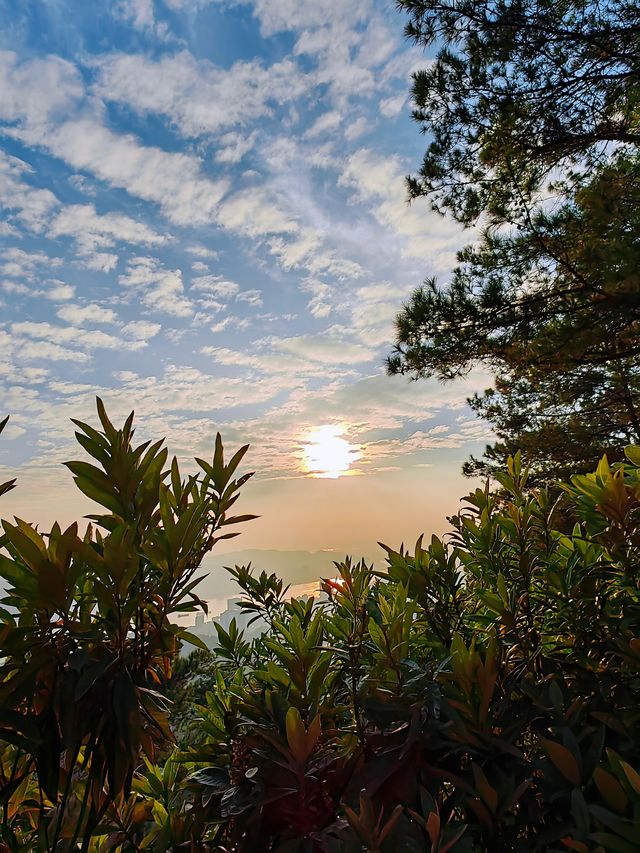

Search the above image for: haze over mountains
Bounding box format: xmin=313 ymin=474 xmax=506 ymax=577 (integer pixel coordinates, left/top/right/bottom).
xmin=191 ymin=547 xmax=381 ymax=618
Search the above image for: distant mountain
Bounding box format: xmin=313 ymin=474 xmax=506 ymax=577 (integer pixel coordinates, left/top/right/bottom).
xmin=195 ymin=547 xmax=380 ymax=602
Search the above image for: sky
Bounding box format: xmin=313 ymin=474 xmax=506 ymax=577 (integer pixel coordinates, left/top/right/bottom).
xmin=0 ymin=0 xmax=491 ymax=572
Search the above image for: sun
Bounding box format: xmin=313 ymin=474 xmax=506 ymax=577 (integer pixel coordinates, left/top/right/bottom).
xmin=302 ymin=425 xmax=360 ymax=479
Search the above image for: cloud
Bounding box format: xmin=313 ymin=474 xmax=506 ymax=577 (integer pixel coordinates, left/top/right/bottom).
xmin=379 ymin=93 xmax=406 ymax=118
xmin=121 ymin=320 xmax=162 ymax=340
xmin=12 ymin=340 xmax=90 ymax=363
xmin=0 ymin=53 xmax=229 ymax=226
xmin=44 ymin=119 xmax=229 ymax=226
xmin=49 ymin=204 xmax=168 ymax=267
xmin=236 ymin=289 xmax=263 ymax=307
xmin=11 ymin=321 xmax=146 ymax=352
xmin=215 ymin=130 xmax=258 ymax=164
xmin=57 ymin=304 xmax=118 ymax=325
xmin=344 ymin=116 xmax=369 ymax=141
xmin=250 ymin=0 xmax=370 ymax=38
xmin=0 ymin=51 xmax=83 ymax=129
xmin=0 ymin=250 xmax=74 ymax=301
xmin=0 ymin=248 xmax=62 ymax=280
xmin=114 ymin=0 xmax=156 ymax=30
xmin=186 ymin=245 xmax=219 ymax=259
xmin=0 ymin=151 xmax=58 ymax=232
xmin=270 ymin=334 xmax=375 ymax=365
xmin=191 ymin=275 xmax=240 ymax=299
xmin=218 ymin=187 xmax=298 ymax=238
xmin=0 ymin=152 xmax=168 ymax=268
xmin=44 ymin=281 xmax=76 ymax=301
xmin=339 ymin=148 xmax=464 ymax=266
xmin=119 ymin=257 xmax=193 ymax=317
xmin=305 ymin=110 xmax=343 ymax=138
xmin=199 ymin=368 xmax=491 ymax=478
xmin=92 ymin=51 xmax=309 ymax=139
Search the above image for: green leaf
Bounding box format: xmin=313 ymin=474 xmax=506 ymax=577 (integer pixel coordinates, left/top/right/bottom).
xmin=180 ymin=630 xmax=210 ymax=651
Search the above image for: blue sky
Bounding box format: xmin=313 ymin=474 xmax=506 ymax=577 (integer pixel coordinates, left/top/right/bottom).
xmin=0 ymin=0 xmax=490 ymax=557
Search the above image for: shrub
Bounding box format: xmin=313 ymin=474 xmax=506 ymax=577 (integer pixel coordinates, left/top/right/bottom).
xmin=185 ymin=453 xmax=640 ymax=851
xmin=0 ymin=400 xmax=255 ymax=850
xmin=0 ymin=405 xmax=639 ymax=851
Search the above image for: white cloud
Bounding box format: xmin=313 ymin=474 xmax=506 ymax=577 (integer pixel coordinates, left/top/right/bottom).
xmin=236 ymin=289 xmax=263 ymax=307
xmin=114 ymin=0 xmax=155 ymax=30
xmin=186 ymin=245 xmax=219 ymax=259
xmin=0 ymin=247 xmax=62 ymax=279
xmin=250 ymin=0 xmax=370 ymax=38
xmin=93 ymin=51 xmax=308 ymax=139
xmin=12 ymin=321 xmax=146 ymax=352
xmin=57 ymin=303 xmax=118 ymax=325
xmin=14 ymin=340 xmax=90 ymax=363
xmin=44 ymin=119 xmax=229 ymax=226
xmin=121 ymin=320 xmax=162 ymax=340
xmin=0 ymin=152 xmax=167 ymax=268
xmin=119 ymin=257 xmax=193 ymax=317
xmin=215 ymin=130 xmax=258 ymax=164
xmin=339 ymin=148 xmax=464 ymax=266
xmin=44 ymin=281 xmax=76 ymax=301
xmin=379 ymin=93 xmax=406 ymax=118
xmin=0 ymin=51 xmax=83 ymax=129
xmin=271 ymin=334 xmax=374 ymax=365
xmin=305 ymin=110 xmax=343 ymax=138
xmin=49 ymin=203 xmax=168 ymax=267
xmin=0 ymin=150 xmax=58 ymax=232
xmin=218 ymin=187 xmax=298 ymax=238
xmin=0 ymin=54 xmax=229 ymax=226
xmin=300 ymin=278 xmax=333 ymax=318
xmin=191 ymin=274 xmax=240 ymax=299
xmin=344 ymin=116 xmax=369 ymax=141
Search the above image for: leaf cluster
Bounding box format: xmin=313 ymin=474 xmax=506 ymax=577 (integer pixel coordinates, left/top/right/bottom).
xmin=175 ymin=448 xmax=640 ymax=851
xmin=0 ymin=400 xmax=256 ymax=850
xmin=397 ymin=0 xmax=640 ymax=224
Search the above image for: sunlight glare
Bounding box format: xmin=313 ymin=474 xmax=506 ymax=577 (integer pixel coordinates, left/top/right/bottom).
xmin=302 ymin=425 xmax=360 ymax=479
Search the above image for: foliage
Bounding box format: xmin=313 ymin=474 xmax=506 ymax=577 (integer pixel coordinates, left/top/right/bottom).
xmin=390 ymin=1 xmax=640 ymax=480
xmin=389 ymin=144 xmax=640 ymax=480
xmin=166 ymin=649 xmax=219 ymax=746
xmin=2 ymin=406 xmax=640 ymax=850
xmin=396 ymin=0 xmax=640 ymax=225
xmin=0 ymin=400 xmax=256 ymax=850
xmin=177 ymin=448 xmax=640 ymax=850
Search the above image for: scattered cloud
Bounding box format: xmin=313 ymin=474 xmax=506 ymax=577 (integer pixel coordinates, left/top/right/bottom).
xmin=57 ymin=303 xmax=118 ymax=325
xmin=0 ymin=2 xmax=489 ymax=545
xmin=93 ymin=51 xmax=309 ymax=139
xmin=119 ymin=257 xmax=193 ymax=316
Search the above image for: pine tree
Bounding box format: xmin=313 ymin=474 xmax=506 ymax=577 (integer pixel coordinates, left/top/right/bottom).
xmin=390 ymin=0 xmax=640 ymax=479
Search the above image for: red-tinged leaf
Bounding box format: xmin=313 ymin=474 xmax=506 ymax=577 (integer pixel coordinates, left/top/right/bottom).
xmin=440 ymin=824 xmax=468 ymax=853
xmin=594 ymin=768 xmax=629 ymax=813
xmin=620 ymin=760 xmax=640 ymax=795
xmin=472 ymin=763 xmax=498 ymax=812
xmin=465 ymin=797 xmax=493 ymax=831
xmin=378 ymin=804 xmax=403 ymax=844
xmin=426 ymin=810 xmax=440 ymax=845
xmin=541 ymin=738 xmax=581 ymax=786
xmin=561 ymin=839 xmax=588 ymax=852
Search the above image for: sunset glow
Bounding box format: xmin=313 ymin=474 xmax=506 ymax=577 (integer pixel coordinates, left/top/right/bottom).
xmin=302 ymin=426 xmax=360 ymax=479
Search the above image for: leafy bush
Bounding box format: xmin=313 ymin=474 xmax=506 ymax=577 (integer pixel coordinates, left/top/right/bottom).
xmin=182 ymin=453 xmax=640 ymax=851
xmin=0 ymin=401 xmax=256 ymax=850
xmin=1 ymin=405 xmax=640 ymax=851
